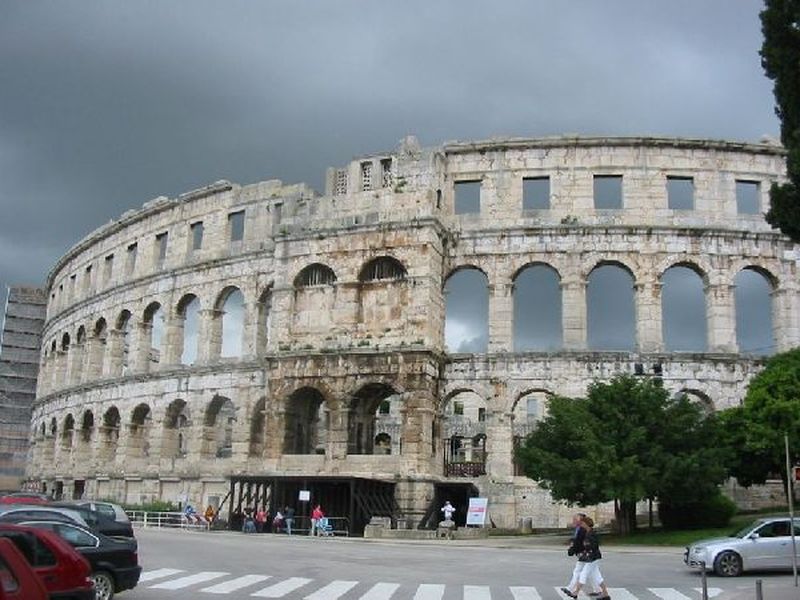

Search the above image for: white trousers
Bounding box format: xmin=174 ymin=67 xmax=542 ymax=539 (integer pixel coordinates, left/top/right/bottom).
xmin=568 ymin=560 xmax=604 ymax=589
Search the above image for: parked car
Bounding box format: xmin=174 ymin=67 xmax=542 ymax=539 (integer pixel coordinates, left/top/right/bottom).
xmin=0 ymin=506 xmax=89 ymax=529
xmin=685 ymin=516 xmax=800 ymax=576
xmin=69 ymin=503 xmax=129 ymax=528
xmin=0 ymin=493 xmax=50 ymax=506
xmin=17 ymin=520 xmax=140 ymax=600
xmin=0 ymin=523 xmax=94 ymax=599
xmin=51 ymin=504 xmax=134 ymax=539
xmin=0 ymin=537 xmax=49 ymax=600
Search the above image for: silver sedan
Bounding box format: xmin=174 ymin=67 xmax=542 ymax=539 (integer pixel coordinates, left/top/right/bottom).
xmin=685 ymin=517 xmax=800 ymax=576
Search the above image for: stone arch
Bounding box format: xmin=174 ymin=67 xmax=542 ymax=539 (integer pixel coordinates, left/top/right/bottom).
xmin=256 ymin=287 xmax=272 ymax=356
xmin=39 ymin=421 xmax=46 ymax=439
xmin=735 ymin=267 xmax=776 ymax=355
xmin=294 ymin=263 xmax=337 ymax=287
xmin=512 ymin=263 xmax=563 ymax=351
xmin=80 ymin=410 xmax=94 ymax=443
xmin=215 ymin=287 xmax=245 ymax=358
xmin=60 ymin=332 xmax=70 ymax=352
xmin=143 ymin=301 xmax=165 ymax=369
xmin=511 ymin=389 xmax=553 ymax=431
xmin=71 ymin=325 xmax=87 ymax=384
xmin=76 ymin=326 xmax=86 ymax=344
xmin=661 ymin=265 xmax=707 ymax=352
xmin=61 ymin=414 xmax=75 ymax=449
xmin=163 ymin=399 xmax=190 ymax=458
xmin=358 ymin=256 xmax=407 ymax=282
xmin=248 ymin=397 xmax=267 ymax=457
xmin=116 ymin=310 xmax=133 ymax=376
xmin=587 ymin=261 xmax=636 ymax=351
xmin=176 ymin=293 xmax=201 ymax=366
xmin=444 ymin=267 xmax=489 ymax=353
xmin=99 ymin=406 xmax=120 ymax=461
xmin=676 ymin=388 xmax=714 ymax=414
xmin=657 ymin=259 xmax=710 ymax=285
xmin=93 ymin=318 xmax=107 ymax=338
xmin=374 ymin=432 xmax=392 ymax=455
xmin=347 ymin=382 xmax=399 ymax=455
xmin=49 ymin=417 xmax=57 ymax=437
xmin=129 ymin=403 xmax=152 ymax=458
xmin=442 ymin=390 xmax=488 ymax=476
xmin=284 ymin=387 xmax=328 ymax=455
xmin=204 ymin=395 xmax=236 ymax=458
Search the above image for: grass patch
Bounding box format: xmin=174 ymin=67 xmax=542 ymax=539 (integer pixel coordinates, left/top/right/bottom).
xmin=603 ymin=507 xmax=791 ymax=547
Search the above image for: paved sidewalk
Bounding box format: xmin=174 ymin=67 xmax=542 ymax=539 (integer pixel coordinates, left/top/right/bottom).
xmin=721 ymin=580 xmax=799 ymax=600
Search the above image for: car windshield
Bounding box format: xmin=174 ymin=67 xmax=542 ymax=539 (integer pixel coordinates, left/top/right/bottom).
xmin=730 ymin=521 xmax=762 ymax=538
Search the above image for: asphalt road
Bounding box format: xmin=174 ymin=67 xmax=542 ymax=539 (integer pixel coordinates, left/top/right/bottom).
xmin=120 ymin=528 xmax=794 ymax=600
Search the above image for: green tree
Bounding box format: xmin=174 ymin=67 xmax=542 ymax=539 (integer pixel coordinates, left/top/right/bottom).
xmin=516 ymin=375 xmax=728 ymax=535
xmin=760 ymin=0 xmax=800 ymax=240
xmin=719 ymin=348 xmax=800 ymax=502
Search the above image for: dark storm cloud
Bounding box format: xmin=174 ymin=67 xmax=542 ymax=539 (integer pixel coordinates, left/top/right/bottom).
xmin=0 ymin=0 xmax=779 ymax=303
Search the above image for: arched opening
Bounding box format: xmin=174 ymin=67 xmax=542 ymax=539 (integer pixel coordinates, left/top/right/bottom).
xmin=217 ymin=288 xmax=245 ymax=358
xmin=294 ymin=263 xmax=337 ymax=288
xmin=205 ymin=396 xmax=236 ymax=458
xmin=100 ymin=406 xmax=120 ymax=460
xmin=143 ymin=302 xmax=165 ymax=368
xmin=284 ymin=387 xmax=327 ymax=455
xmin=177 ymin=294 xmax=200 ymax=366
xmin=374 ymin=432 xmax=392 ymax=455
xmin=60 ymin=333 xmax=70 ymax=352
xmin=91 ymin=318 xmax=108 ymax=379
xmin=249 ymin=397 xmax=267 ymax=457
xmin=513 ymin=264 xmax=562 ymax=351
xmin=358 ymin=256 xmax=407 ymax=282
xmin=587 ymin=263 xmax=636 ymax=351
xmin=129 ymin=403 xmax=152 ymax=458
xmin=347 ymin=383 xmax=398 ymax=455
xmin=164 ymin=399 xmax=189 ymax=458
xmin=511 ymin=390 xmax=551 ymax=475
xmin=661 ymin=265 xmax=707 ymax=352
xmin=80 ymin=410 xmax=94 ymax=444
xmin=735 ymin=268 xmax=775 ymax=356
xmin=292 ymin=265 xmax=338 ymax=336
xmin=116 ymin=310 xmax=133 ymax=376
xmin=676 ymin=389 xmax=714 ymax=415
xmin=444 ymin=268 xmax=489 ymax=353
xmin=49 ymin=417 xmax=57 ymax=438
xmin=71 ymin=326 xmax=86 ymax=384
xmin=61 ymin=414 xmax=75 ymax=449
xmin=442 ymin=391 xmax=487 ymax=476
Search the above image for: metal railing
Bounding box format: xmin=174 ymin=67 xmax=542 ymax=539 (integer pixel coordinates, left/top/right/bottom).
xmin=128 ymin=510 xmax=211 ymax=530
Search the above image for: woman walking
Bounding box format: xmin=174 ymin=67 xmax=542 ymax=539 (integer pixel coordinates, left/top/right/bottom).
xmin=561 ymin=516 xmax=610 ymax=600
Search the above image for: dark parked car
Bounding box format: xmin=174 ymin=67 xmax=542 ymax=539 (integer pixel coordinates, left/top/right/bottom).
xmin=50 ymin=504 xmax=134 ymax=539
xmin=0 ymin=506 xmax=90 ymax=529
xmin=0 ymin=523 xmax=94 ymax=600
xmin=0 ymin=537 xmax=49 ymax=600
xmin=17 ymin=520 xmax=139 ymax=600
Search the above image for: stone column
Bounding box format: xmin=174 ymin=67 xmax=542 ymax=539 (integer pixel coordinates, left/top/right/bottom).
xmin=196 ymin=309 xmax=221 ymax=364
xmin=327 ymin=401 xmax=348 ymax=461
xmin=772 ymin=286 xmax=800 ymax=352
xmin=52 ymin=350 xmax=68 ymax=392
xmin=486 ymin=410 xmax=514 ymax=480
xmin=706 ymin=283 xmax=737 ymax=353
xmin=163 ymin=317 xmax=184 ymax=366
xmin=132 ymin=321 xmax=152 ymax=373
xmin=84 ymin=338 xmax=105 ymax=381
xmin=68 ymin=343 xmax=85 ymax=386
xmin=488 ymin=282 xmax=513 ymax=353
xmin=561 ymin=279 xmax=587 ymax=350
xmin=635 ymin=281 xmax=663 ymax=353
xmin=106 ymin=330 xmax=124 ymax=377
xmin=242 ymin=301 xmax=260 ymax=359
xmin=400 ymin=390 xmax=436 ymax=474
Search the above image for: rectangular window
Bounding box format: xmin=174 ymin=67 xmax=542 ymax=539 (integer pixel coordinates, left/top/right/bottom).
xmin=273 ymin=203 xmax=283 ymax=226
xmin=381 ymin=159 xmax=392 ymax=188
xmin=667 ymin=176 xmax=694 ymax=210
xmin=593 ymin=175 xmax=623 ymax=209
xmin=379 ymin=400 xmax=390 ymax=415
xmin=334 ymin=169 xmax=348 ymax=195
xmin=84 ymin=265 xmax=92 ymax=292
xmin=228 ymin=210 xmax=245 ymax=242
xmin=454 ymin=180 xmax=481 ymax=214
xmin=478 ymin=407 xmax=486 ymax=422
xmin=155 ymin=232 xmax=168 ymax=266
xmin=103 ymin=254 xmax=114 ymax=283
xmin=126 ymin=242 xmax=138 ymax=275
xmin=361 ymin=161 xmax=373 ymax=191
xmin=736 ymin=180 xmax=760 ymax=214
xmin=69 ymin=274 xmax=76 ymax=298
xmin=523 ymin=176 xmax=550 ymax=210
xmin=190 ymin=221 xmax=203 ymax=251
xmin=453 ymin=401 xmax=464 ymax=416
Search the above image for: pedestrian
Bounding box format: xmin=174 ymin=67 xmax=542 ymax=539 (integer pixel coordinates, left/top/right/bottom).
xmin=242 ymin=507 xmax=256 ymax=534
xmin=561 ymin=516 xmax=610 ymax=600
xmin=272 ymin=509 xmax=284 ymax=533
xmin=255 ymin=507 xmax=266 ymax=533
xmin=284 ymin=506 xmax=295 ymax=535
xmin=204 ymin=504 xmax=216 ymax=525
xmin=310 ymin=504 xmax=324 ymax=537
xmin=440 ymin=500 xmax=455 ymax=523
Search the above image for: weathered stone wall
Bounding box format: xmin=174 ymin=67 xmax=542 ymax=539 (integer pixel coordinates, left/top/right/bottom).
xmin=28 ymin=135 xmax=792 ymax=528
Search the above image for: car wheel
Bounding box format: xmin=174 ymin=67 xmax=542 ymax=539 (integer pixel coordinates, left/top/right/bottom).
xmin=91 ymin=570 xmax=115 ymax=600
xmin=714 ymin=551 xmax=743 ymax=577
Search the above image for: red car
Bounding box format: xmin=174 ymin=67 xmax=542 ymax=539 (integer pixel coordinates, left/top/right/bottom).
xmin=0 ymin=537 xmax=48 ymax=600
xmin=0 ymin=524 xmax=94 ymax=600
xmin=0 ymin=493 xmax=50 ymax=506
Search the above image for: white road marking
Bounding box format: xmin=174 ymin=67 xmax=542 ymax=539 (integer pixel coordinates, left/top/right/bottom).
xmin=650 ymin=589 xmax=692 ymax=600
xmin=510 ymin=587 xmax=542 ymax=600
xmin=608 ymin=588 xmax=639 ymax=600
xmin=150 ymin=571 xmax=228 ymax=590
xmin=251 ymin=577 xmax=313 ymax=597
xmin=358 ymin=582 xmax=401 ymax=600
xmin=201 ymin=575 xmax=271 ymax=593
xmin=693 ymin=588 xmax=723 ymax=598
xmin=139 ymin=568 xmax=184 ymax=582
xmin=464 ymin=585 xmax=492 ymax=600
xmin=413 ymin=584 xmax=446 ymax=600
xmin=304 ymin=579 xmax=359 ymax=600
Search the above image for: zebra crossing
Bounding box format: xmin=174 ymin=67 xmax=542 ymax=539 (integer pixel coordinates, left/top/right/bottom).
xmin=138 ymin=568 xmax=725 ymax=599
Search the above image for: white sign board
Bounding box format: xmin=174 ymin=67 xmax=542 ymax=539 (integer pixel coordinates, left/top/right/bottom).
xmin=466 ymin=497 xmax=488 ymax=526
xmin=299 ymin=490 xmax=311 ymax=502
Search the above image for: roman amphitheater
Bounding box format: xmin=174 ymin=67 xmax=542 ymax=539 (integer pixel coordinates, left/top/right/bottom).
xmin=26 ymin=135 xmax=793 ymax=533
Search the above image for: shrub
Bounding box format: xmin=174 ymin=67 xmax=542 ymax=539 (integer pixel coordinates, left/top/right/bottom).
xmin=658 ymin=492 xmax=737 ymax=530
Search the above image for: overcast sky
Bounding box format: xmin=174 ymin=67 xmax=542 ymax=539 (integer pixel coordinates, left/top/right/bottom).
xmin=0 ymin=1 xmax=781 ymax=340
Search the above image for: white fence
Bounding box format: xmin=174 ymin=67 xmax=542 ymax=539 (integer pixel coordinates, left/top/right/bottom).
xmin=128 ymin=510 xmax=211 ymax=530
